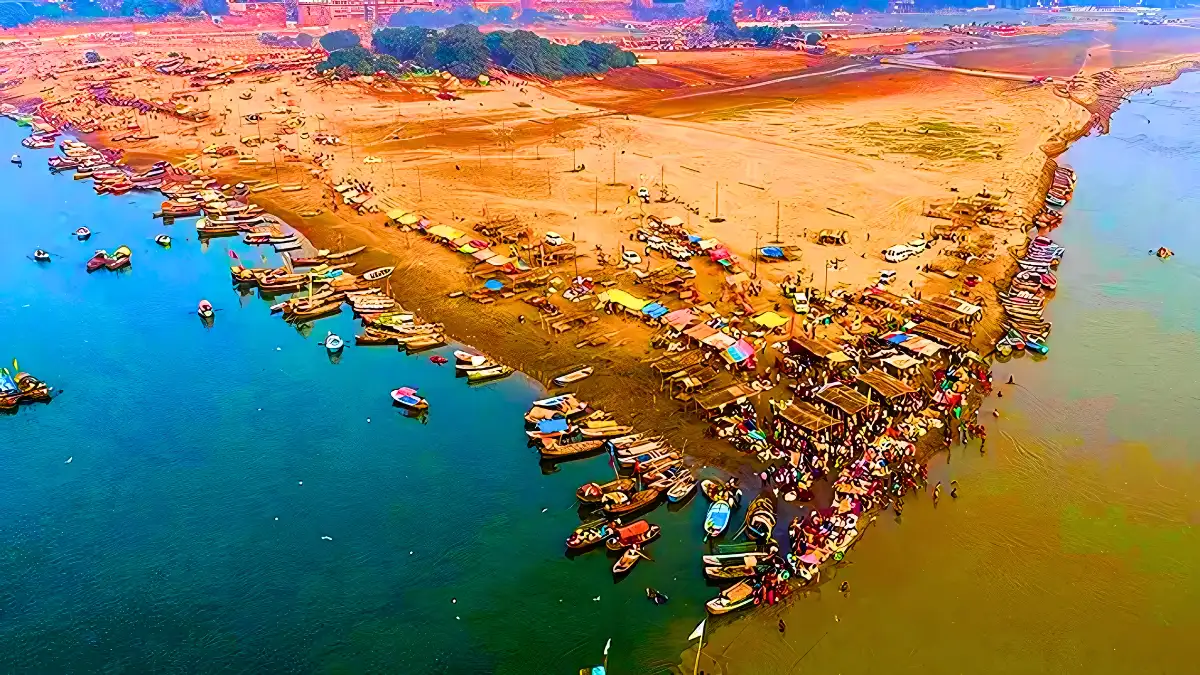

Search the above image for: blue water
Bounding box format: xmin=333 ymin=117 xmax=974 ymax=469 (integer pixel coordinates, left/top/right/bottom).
xmin=0 ymin=123 xmax=723 ymax=673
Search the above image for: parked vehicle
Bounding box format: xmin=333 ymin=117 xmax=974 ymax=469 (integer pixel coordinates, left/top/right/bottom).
xmin=883 ymin=245 xmax=913 ymax=263
xmin=622 ymin=250 xmax=642 ymax=265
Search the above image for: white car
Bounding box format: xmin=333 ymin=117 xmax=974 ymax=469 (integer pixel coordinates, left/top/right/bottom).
xmin=793 ymin=292 xmax=809 ymax=315
xmin=883 ymin=245 xmax=913 ymax=263
xmin=622 ymin=250 xmax=642 ymax=265
xmin=545 ymin=231 xmax=565 ymax=247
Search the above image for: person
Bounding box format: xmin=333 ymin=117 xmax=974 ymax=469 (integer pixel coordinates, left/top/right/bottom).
xmin=950 ymin=480 xmax=959 ymax=499
xmin=933 ymin=481 xmax=942 ymax=504
xmin=778 ymin=619 xmax=786 ymax=634
xmin=1008 ymin=375 xmax=1015 ymax=385
xmin=839 ymin=581 xmax=849 ymax=593
xmin=646 ymin=587 xmax=668 ymax=604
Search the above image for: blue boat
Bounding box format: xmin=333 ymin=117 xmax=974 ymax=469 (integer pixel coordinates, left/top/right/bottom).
xmin=704 ymin=501 xmax=732 ymax=538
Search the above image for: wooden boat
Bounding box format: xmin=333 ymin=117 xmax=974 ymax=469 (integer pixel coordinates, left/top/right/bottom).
xmin=74 ymin=227 xmax=91 ymax=240
xmin=647 ymin=466 xmax=686 ymax=490
xmin=705 ymin=580 xmax=757 ymax=615
xmin=612 ymin=546 xmax=642 ymax=575
xmin=405 ymin=335 xmax=446 ymax=353
xmin=576 ymin=478 xmax=636 ymax=504
xmin=361 ymin=266 xmax=395 ymax=282
xmin=390 ymin=386 xmax=428 ymax=410
xmin=287 ymin=301 xmax=342 ymax=322
xmin=605 ymin=520 xmax=660 ymax=551
xmin=454 ymin=349 xmax=484 ymax=363
xmin=86 ymin=249 xmax=110 ymax=272
xmin=704 ymin=501 xmax=732 ymax=538
xmin=667 ymin=474 xmax=697 ymax=503
xmin=195 ymin=218 xmax=241 ymax=237
xmin=580 ymin=425 xmax=634 ymax=439
xmin=104 ymin=246 xmax=131 ymax=270
xmin=155 ymin=234 xmax=171 ymax=247
xmin=566 ymin=519 xmax=617 ymax=550
xmin=603 ymin=489 xmax=660 ymax=517
xmin=326 ymin=245 xmax=366 ymax=260
xmin=539 ymin=439 xmax=605 ymax=460
xmin=553 ymin=366 xmax=594 ymax=387
xmin=456 ymin=359 xmax=496 ymax=373
xmin=712 ymin=541 xmax=760 ymax=556
xmin=745 ymin=494 xmax=777 ymax=540
xmin=704 ymin=563 xmax=757 ymax=580
xmin=33 ymin=249 xmax=50 ymax=263
xmin=356 ymin=329 xmax=398 ymax=346
xmin=467 ymin=365 xmax=513 ymax=384
xmin=197 ymin=300 xmax=214 ymax=319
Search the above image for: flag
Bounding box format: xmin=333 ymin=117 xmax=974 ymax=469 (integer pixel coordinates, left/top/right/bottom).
xmin=688 ymin=619 xmax=705 ymax=641
xmin=603 ymin=638 xmax=611 ymax=656
xmin=11 ymin=358 xmax=17 ymax=372
xmin=228 ymin=250 xmax=238 ymax=260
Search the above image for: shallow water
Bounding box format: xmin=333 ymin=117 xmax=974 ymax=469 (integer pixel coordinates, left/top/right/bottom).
xmin=694 ymin=72 xmax=1200 ymax=674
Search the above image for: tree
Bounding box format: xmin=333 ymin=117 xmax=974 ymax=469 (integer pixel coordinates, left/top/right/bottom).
xmin=745 ymin=26 xmax=780 ymax=47
xmin=433 ymin=24 xmax=490 ymax=79
xmin=320 ymin=30 xmax=361 ymax=52
xmin=373 ymin=26 xmax=429 ymax=61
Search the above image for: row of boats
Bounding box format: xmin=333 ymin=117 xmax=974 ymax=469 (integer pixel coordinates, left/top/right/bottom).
xmin=529 ymin=394 xmax=799 ymax=614
xmin=996 ymin=165 xmax=1075 ymax=357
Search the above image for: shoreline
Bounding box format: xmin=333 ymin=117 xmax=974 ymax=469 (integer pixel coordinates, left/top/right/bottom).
xmin=7 ymin=36 xmax=1200 ymax=669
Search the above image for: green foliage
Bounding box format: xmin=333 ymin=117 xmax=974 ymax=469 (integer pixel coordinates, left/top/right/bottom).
xmin=373 ymin=26 xmax=431 ymax=61
xmin=319 ymin=30 xmax=361 ymax=52
xmin=745 ymin=26 xmax=780 ymax=47
xmin=368 ymin=25 xmax=636 ymax=81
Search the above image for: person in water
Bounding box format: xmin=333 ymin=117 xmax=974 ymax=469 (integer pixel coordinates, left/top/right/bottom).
xmin=646 ymin=588 xmax=668 ymax=604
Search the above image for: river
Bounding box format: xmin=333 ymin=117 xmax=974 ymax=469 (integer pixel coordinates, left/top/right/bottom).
xmin=4 ymin=74 xmax=1200 ymax=674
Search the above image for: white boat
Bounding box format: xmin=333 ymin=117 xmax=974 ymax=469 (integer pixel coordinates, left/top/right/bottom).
xmin=155 ymin=234 xmax=171 ymax=246
xmin=553 ymin=366 xmax=593 ymax=387
xmin=11 ymin=153 xmax=21 ymax=164
xmin=362 ymin=266 xmax=395 ymax=282
xmin=197 ymin=300 xmax=214 ymax=318
xmin=324 ymin=332 xmax=344 ymax=353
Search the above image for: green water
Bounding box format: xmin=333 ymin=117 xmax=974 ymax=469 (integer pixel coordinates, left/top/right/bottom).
xmin=697 ymin=74 xmax=1200 ymax=675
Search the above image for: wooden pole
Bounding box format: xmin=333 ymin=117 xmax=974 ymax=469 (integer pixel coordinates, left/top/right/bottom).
xmin=714 ymin=181 xmax=719 ymax=219
xmin=660 ymin=164 xmax=665 ymax=200
xmin=612 ymin=149 xmax=616 ymax=185
xmin=594 ymin=176 xmax=598 ymax=214
xmin=417 ymin=166 xmax=422 ymax=200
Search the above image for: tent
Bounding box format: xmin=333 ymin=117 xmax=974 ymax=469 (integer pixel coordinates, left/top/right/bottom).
xmin=426 ymin=224 xmax=465 ymax=241
xmin=752 ymin=311 xmax=789 ymax=329
xmin=642 ymin=302 xmax=670 ymax=319
xmin=607 ymin=289 xmax=649 ymax=311
xmin=724 ymin=338 xmax=756 ymax=363
xmin=663 ymin=308 xmax=697 ymax=330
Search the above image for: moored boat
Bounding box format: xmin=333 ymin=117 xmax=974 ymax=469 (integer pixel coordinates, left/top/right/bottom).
xmin=553 ymin=366 xmax=594 ymax=387
xmin=104 ymin=245 xmax=131 ymax=270
xmin=705 ymin=580 xmax=757 ymax=615
xmin=539 ymin=439 xmax=606 ymax=460
xmin=390 ymin=386 xmax=428 ymax=410
xmin=602 ymin=488 xmax=661 ymax=517
xmin=704 ymin=500 xmax=732 ymax=538
xmin=745 ymin=494 xmax=777 ymax=540
xmin=667 ymin=474 xmax=697 ymax=503
xmin=467 ymin=365 xmax=513 ymax=384
xmin=576 ymin=477 xmax=636 ymax=504
xmin=605 ymin=519 xmax=661 ymax=550
xmin=566 ymin=518 xmax=617 ymax=550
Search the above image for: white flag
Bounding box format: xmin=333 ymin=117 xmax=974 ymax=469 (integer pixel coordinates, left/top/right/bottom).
xmin=603 ymin=638 xmax=611 ymax=656
xmin=688 ymin=619 xmax=705 ymax=641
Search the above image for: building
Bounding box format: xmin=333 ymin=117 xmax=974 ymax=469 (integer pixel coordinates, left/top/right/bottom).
xmin=296 ymin=0 xmax=442 ymax=26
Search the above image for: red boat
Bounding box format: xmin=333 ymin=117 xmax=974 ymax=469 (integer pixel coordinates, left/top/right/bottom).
xmin=86 ymin=250 xmax=111 ymax=272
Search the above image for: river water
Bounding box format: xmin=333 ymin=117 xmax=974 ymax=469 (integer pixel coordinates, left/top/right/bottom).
xmin=4 ymin=74 xmax=1200 ymax=674
xmin=694 ymin=73 xmax=1200 ymax=674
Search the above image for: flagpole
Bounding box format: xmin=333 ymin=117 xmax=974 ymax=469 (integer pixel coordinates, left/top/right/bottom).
xmin=693 ymin=621 xmax=703 ymax=675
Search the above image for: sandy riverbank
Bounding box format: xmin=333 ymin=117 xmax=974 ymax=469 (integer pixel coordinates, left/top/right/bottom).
xmin=3 ymin=27 xmax=1197 ymax=470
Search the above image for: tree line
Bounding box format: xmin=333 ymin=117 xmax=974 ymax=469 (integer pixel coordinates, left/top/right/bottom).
xmin=317 ymin=26 xmax=637 ymax=81
xmin=0 ymin=0 xmax=229 ymax=29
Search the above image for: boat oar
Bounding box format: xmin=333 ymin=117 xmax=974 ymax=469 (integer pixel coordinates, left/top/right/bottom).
xmin=635 ymin=549 xmax=654 ymax=562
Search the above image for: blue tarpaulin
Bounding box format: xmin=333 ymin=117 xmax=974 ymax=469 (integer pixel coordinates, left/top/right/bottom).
xmin=886 ymin=333 xmax=911 ymax=344
xmin=642 ymin=302 xmax=669 ymax=319
xmin=484 ymin=279 xmax=504 ymax=291
xmin=537 ymin=418 xmax=569 ymax=433
xmin=760 ymin=246 xmax=784 ymax=259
